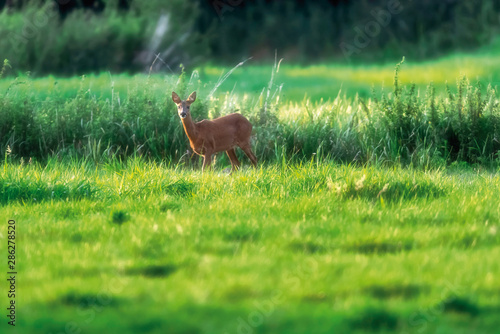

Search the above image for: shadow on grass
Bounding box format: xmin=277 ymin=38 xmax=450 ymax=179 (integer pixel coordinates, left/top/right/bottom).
xmin=287 ymin=238 xmax=414 ymax=255
xmin=60 ymin=291 xmax=121 ymax=308
xmin=345 ymin=239 xmax=414 ymax=254
xmin=223 ymin=225 xmax=260 ymax=242
xmin=159 ymin=200 xmax=182 ymax=212
xmin=288 ymin=240 xmax=327 ymax=254
xmin=131 ymin=318 xmax=200 ymax=334
xmin=164 ymin=179 xmax=196 ymax=196
xmin=348 ymin=308 xmax=400 ymax=331
xmin=364 ymin=284 xmax=424 ymax=299
xmin=0 ymin=179 xmax=94 ymax=205
xmin=333 ymin=177 xmax=447 ymax=203
xmin=443 ymin=297 xmax=480 ymax=317
xmin=125 ymin=264 xmax=178 ymax=278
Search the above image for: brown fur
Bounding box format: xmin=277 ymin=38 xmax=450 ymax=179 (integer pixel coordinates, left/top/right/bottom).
xmin=172 ymin=91 xmax=258 ymax=172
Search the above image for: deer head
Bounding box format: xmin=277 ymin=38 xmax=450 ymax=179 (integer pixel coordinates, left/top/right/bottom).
xmin=172 ymin=91 xmax=196 ymax=119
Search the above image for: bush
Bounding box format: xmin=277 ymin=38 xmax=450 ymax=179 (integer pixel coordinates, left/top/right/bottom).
xmin=0 ymin=0 xmax=208 ymax=75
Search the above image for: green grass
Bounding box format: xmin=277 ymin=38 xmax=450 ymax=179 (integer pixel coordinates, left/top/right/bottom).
xmin=201 ymin=50 xmax=500 ymax=102
xmin=2 ymin=50 xmax=500 ymax=333
xmin=1 ymin=159 xmax=499 ymax=333
xmin=2 ymin=56 xmax=500 ymax=166
xmin=3 ymin=41 xmax=500 ymax=102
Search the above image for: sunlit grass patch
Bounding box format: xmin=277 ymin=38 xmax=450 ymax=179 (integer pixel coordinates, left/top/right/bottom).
xmin=2 ymin=160 xmax=500 ymax=333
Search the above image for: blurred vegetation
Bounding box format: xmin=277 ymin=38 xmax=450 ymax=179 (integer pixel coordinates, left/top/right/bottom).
xmin=1 ymin=58 xmax=500 ymax=167
xmin=0 ymin=0 xmax=208 ymax=74
xmin=0 ymin=0 xmax=499 ymax=75
xmin=199 ymin=0 xmax=500 ymax=63
xmin=2 ymin=159 xmax=500 ymax=333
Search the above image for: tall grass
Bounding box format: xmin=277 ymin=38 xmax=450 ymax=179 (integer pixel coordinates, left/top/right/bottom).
xmin=1 ymin=60 xmax=500 ymax=167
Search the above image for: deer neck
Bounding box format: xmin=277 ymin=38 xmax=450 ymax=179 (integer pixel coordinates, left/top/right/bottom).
xmin=181 ymin=114 xmax=199 ymax=144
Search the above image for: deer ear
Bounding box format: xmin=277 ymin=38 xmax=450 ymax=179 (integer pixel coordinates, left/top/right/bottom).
xmin=172 ymin=91 xmax=181 ymax=104
xmin=187 ymin=91 xmax=196 ymax=104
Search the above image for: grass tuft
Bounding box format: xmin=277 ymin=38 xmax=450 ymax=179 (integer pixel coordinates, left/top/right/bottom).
xmin=111 ymin=209 xmax=130 ymax=225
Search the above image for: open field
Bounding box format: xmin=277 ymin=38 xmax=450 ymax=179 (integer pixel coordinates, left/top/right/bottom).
xmin=2 ymin=55 xmax=500 ymax=166
xmin=0 ymin=159 xmax=499 ymax=333
xmin=3 ymin=44 xmax=500 ymax=102
xmin=2 ymin=1 xmax=500 ymax=333
xmin=1 ymin=51 xmax=500 ymax=333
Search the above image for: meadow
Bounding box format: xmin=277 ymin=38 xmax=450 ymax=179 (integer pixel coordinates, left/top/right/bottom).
xmin=1 ymin=52 xmax=500 ymax=333
xmin=1 ymin=159 xmax=500 ymax=333
xmin=2 ymin=53 xmax=500 ymax=167
xmin=3 ymin=44 xmax=500 ymax=102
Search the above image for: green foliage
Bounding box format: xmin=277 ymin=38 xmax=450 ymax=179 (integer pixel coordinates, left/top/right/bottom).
xmin=1 ymin=0 xmax=500 ymax=73
xmin=197 ymin=0 xmax=500 ymax=63
xmin=1 ymin=160 xmax=500 ymax=333
xmin=0 ymin=0 xmax=207 ymax=75
xmin=1 ymin=60 xmax=500 ymax=167
xmin=0 ymin=59 xmax=10 ymax=78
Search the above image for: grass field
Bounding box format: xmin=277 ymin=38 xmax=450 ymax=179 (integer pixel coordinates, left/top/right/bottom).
xmin=1 ymin=49 xmax=500 ymax=333
xmin=1 ymin=159 xmax=499 ymax=333
xmin=3 ymin=41 xmax=500 ymax=103
xmin=2 ymin=56 xmax=500 ymax=166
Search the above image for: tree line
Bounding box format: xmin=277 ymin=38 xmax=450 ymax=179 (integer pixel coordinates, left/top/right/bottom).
xmin=0 ymin=0 xmax=498 ymax=74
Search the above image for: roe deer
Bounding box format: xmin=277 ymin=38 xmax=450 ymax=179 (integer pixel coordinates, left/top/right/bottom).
xmin=172 ymin=91 xmax=258 ymax=172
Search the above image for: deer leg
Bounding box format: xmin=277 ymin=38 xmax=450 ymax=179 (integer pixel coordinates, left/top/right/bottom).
xmin=226 ymin=148 xmax=241 ymax=172
xmin=202 ymin=153 xmax=212 ymax=172
xmin=240 ymin=144 xmax=258 ymax=167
